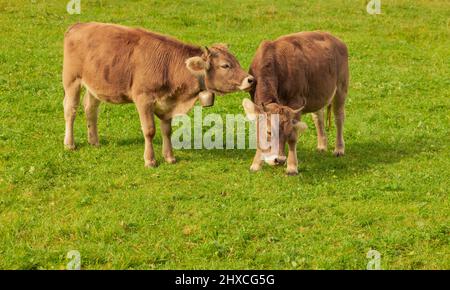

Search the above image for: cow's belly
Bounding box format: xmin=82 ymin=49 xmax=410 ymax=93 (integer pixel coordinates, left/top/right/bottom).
xmin=286 ymin=84 xmax=336 ymax=113
xmin=154 ymin=95 xmax=199 ymax=120
xmin=82 ymin=81 xmax=133 ymax=104
xmin=93 ymin=92 xmax=133 ymax=104
xmin=304 ymin=88 xmax=336 ymax=113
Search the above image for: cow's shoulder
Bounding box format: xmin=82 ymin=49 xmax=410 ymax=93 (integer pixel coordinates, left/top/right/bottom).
xmin=251 ymin=40 xmax=276 ymax=71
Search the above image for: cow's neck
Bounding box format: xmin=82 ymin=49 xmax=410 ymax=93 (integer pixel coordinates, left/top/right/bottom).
xmin=254 ymin=78 xmax=279 ymax=105
xmin=162 ymin=63 xmax=211 ymax=119
xmin=195 ymin=74 xmax=208 ymax=92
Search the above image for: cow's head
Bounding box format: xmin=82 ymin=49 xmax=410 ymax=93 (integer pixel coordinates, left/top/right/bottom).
xmin=242 ymin=98 xmax=307 ymax=166
xmin=186 ymin=44 xmax=254 ymax=94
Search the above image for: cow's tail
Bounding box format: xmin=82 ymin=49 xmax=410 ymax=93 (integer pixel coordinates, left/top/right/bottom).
xmin=326 ymin=103 xmax=332 ymax=129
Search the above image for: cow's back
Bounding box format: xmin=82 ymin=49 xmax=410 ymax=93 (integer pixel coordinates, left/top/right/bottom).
xmin=63 ymin=22 xmax=201 ymax=103
xmin=64 ymin=23 xmax=141 ymax=101
xmin=251 ymin=31 xmax=348 ymax=113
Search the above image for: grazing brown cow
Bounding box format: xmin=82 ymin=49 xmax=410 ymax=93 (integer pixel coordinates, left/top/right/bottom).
xmin=63 ymin=22 xmax=254 ymax=167
xmin=242 ymin=31 xmax=349 ymax=175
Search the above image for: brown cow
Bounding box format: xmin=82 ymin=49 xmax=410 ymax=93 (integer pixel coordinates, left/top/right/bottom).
xmin=63 ymin=22 xmax=254 ymax=167
xmin=242 ymin=31 xmax=349 ymax=175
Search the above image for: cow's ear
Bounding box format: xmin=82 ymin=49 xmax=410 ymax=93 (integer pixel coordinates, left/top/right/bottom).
xmin=293 ymin=120 xmax=307 ymax=133
xmin=201 ymin=46 xmax=212 ymax=58
xmin=292 ymin=97 xmax=306 ymax=116
xmin=288 ymin=101 xmax=305 ymax=120
xmin=212 ymin=43 xmax=229 ymax=51
xmin=242 ymin=98 xmax=260 ymax=121
xmin=186 ymin=56 xmax=208 ymax=76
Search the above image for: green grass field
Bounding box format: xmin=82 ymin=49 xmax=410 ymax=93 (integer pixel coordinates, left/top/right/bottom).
xmin=0 ymin=0 xmax=449 ymax=269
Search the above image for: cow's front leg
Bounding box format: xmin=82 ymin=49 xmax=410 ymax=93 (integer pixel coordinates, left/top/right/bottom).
xmin=160 ymin=118 xmax=176 ymax=164
xmin=286 ymin=140 xmax=298 ymax=175
xmin=136 ymin=98 xmax=157 ymax=167
xmin=250 ymin=149 xmax=264 ymax=172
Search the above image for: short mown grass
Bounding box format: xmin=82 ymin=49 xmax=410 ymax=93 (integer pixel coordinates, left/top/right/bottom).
xmin=0 ymin=0 xmax=449 ymax=269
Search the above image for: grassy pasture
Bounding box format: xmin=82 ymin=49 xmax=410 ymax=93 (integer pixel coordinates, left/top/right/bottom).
xmin=0 ymin=0 xmax=449 ymax=269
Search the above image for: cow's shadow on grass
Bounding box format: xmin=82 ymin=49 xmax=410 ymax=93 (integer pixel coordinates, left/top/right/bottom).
xmin=296 ymin=138 xmax=425 ymax=181
xmin=107 ymin=134 xmax=429 ymax=180
xmin=177 ymin=136 xmax=428 ymax=180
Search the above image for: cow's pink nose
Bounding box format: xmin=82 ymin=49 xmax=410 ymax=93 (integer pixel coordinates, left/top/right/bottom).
xmin=240 ymin=76 xmax=255 ymax=91
xmin=274 ymin=157 xmax=286 ymax=165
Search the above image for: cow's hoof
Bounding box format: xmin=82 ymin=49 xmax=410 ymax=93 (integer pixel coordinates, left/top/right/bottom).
xmin=165 ymin=157 xmax=177 ymax=164
xmin=333 ymin=149 xmax=345 ymax=157
xmin=64 ymin=144 xmax=76 ymax=150
xmin=145 ymin=160 xmax=158 ymax=168
xmin=250 ymin=164 xmax=262 ymax=172
xmin=89 ymin=141 xmax=100 ymax=147
xmin=286 ymin=168 xmax=298 ymax=176
xmin=317 ymin=146 xmax=327 ymax=153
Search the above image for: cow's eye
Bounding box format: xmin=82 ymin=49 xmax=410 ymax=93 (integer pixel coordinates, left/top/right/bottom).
xmin=221 ymin=64 xmax=231 ymax=69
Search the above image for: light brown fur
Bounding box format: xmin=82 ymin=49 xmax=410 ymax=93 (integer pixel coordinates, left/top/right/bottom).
xmin=243 ymin=31 xmax=349 ymax=175
xmin=63 ymin=22 xmax=253 ymax=166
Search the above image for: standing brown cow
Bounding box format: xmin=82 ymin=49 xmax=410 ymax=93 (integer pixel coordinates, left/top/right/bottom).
xmin=63 ymin=22 xmax=254 ymax=167
xmin=242 ymin=31 xmax=349 ymax=175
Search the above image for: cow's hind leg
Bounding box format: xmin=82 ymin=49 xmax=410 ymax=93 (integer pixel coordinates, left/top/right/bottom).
xmin=63 ymin=78 xmax=81 ymax=150
xmin=135 ymin=96 xmax=157 ymax=167
xmin=83 ymin=91 xmax=101 ymax=146
xmin=311 ymin=108 xmax=327 ymax=152
xmin=333 ymin=85 xmax=347 ymax=157
xmin=160 ymin=118 xmax=176 ymax=164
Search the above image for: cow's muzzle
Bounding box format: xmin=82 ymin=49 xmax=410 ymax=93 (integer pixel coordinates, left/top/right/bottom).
xmin=239 ymin=75 xmax=255 ymax=91
xmin=263 ymin=154 xmax=286 ymax=166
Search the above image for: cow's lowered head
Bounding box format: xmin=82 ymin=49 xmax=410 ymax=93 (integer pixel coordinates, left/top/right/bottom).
xmin=186 ymin=44 xmax=254 ymax=94
xmin=242 ymin=98 xmax=307 ymax=167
